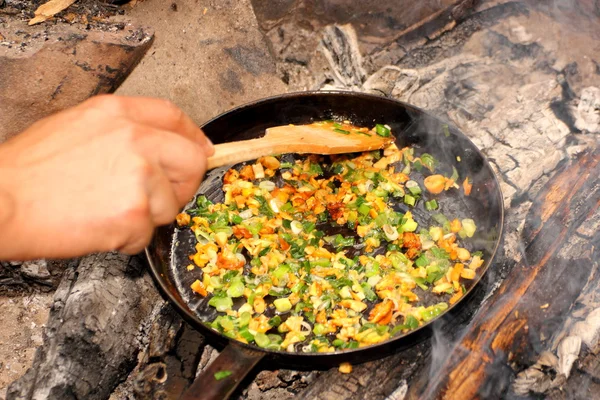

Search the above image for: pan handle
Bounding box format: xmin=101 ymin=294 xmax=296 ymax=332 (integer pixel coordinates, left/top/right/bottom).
xmin=181 ymin=343 xmax=265 ymax=400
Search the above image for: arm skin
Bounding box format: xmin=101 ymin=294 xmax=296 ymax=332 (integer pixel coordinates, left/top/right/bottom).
xmin=0 ymin=95 xmax=214 ymax=260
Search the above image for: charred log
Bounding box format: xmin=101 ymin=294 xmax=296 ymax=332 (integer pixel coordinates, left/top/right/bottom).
xmin=6 ymin=253 xmax=159 ymax=400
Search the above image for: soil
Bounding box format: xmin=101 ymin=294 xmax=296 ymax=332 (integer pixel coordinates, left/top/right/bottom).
xmin=1 ymin=0 xmax=130 ymax=29
xmin=0 ymin=294 xmax=52 ymax=399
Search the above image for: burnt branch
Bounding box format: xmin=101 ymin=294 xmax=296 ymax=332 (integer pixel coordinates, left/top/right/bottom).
xmin=6 ymin=253 xmax=159 ymax=400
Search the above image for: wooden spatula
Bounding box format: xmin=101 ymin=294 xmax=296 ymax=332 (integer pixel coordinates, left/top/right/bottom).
xmin=206 ymin=122 xmax=395 ymax=170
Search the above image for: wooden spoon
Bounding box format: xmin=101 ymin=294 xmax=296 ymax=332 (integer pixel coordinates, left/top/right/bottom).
xmin=206 ymin=123 xmax=395 ymax=170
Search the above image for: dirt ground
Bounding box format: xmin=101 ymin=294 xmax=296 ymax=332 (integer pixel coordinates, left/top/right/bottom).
xmin=0 ymin=294 xmax=53 ymax=399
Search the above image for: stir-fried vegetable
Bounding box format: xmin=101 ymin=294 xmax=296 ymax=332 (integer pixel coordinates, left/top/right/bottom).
xmin=177 ymin=121 xmax=484 ymax=353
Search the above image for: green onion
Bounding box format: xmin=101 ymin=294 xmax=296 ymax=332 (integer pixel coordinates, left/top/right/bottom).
xmin=405 ymin=315 xmax=419 ymax=329
xmin=421 ymin=303 xmax=448 ymax=322
xmin=239 ymin=327 xmax=254 ymax=342
xmin=219 ymin=317 xmax=234 ymax=331
xmin=375 ymin=124 xmax=391 ymax=137
xmin=358 ymin=203 xmax=371 ymax=216
xmin=208 ymin=296 xmax=233 ymax=312
xmin=214 ymin=370 xmax=232 ymax=380
xmin=268 ymin=315 xmax=282 ymax=327
xmin=254 ymin=332 xmax=271 ymax=348
xmin=420 ymin=153 xmax=437 ymax=172
xmin=313 ymin=323 xmax=329 ymax=335
xmin=273 ymin=265 xmax=291 ymax=280
xmin=280 ymin=162 xmax=293 ymax=169
xmin=334 ymin=128 xmax=350 ymax=135
xmin=415 ymin=255 xmax=429 ymax=268
xmin=231 ymin=214 xmax=243 ymax=224
xmin=402 ymin=218 xmax=418 ymax=232
xmin=239 ymin=312 xmax=252 ymax=327
xmin=404 ymin=194 xmax=416 ymax=207
xmin=361 ymin=283 xmax=378 ymax=301
xmin=310 ymin=258 xmax=331 ymax=268
xmin=209 ymin=276 xmax=223 ymax=289
xmin=405 ymin=180 xmax=421 ymax=195
xmin=339 ymin=286 xmax=352 ymax=299
xmin=450 ymin=166 xmax=459 ymax=182
xmin=425 ymin=199 xmax=438 ymax=211
xmin=226 ymin=279 xmax=245 ymax=298
xmin=303 ymin=221 xmax=316 ymax=233
xmin=430 ymin=247 xmax=449 ymax=260
xmin=461 ymin=219 xmax=477 ymax=238
xmin=274 ymin=298 xmax=292 ymax=313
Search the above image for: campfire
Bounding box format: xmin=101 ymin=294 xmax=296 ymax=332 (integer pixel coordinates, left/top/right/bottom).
xmin=1 ymin=0 xmax=599 ymax=399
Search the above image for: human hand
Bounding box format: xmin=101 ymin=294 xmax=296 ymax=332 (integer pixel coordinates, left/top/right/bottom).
xmin=0 ymin=95 xmax=214 ymax=260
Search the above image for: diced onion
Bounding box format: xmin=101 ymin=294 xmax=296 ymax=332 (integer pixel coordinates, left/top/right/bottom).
xmin=300 ymin=321 xmax=313 ymax=335
xmin=421 ymin=239 xmax=435 ymax=250
xmin=259 ymin=180 xmax=276 ymax=191
xmin=383 ymin=224 xmax=399 ymax=241
xmin=291 ymin=221 xmax=303 ymax=235
xmin=269 ymin=198 xmax=282 ymax=213
xmin=236 ymin=253 xmax=246 ymax=264
xmin=365 ymin=179 xmax=374 ymax=192
xmin=239 ymin=209 xmax=253 ymax=220
xmin=252 ymin=163 xmax=265 ymax=179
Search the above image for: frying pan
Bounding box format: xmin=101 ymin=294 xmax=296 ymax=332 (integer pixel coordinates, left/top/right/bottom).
xmin=145 ymin=91 xmax=504 ymax=399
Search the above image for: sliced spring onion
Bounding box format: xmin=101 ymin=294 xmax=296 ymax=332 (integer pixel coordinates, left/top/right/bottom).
xmin=290 ymin=221 xmax=303 ymax=235
xmin=254 ymin=332 xmax=270 ymax=348
xmin=208 ymin=296 xmax=233 ymax=312
xmin=461 ymin=219 xmax=477 ymax=238
xmin=425 ymin=199 xmax=439 ymax=211
xmin=334 ymin=128 xmax=350 ymax=135
xmin=259 ymin=180 xmax=276 ymax=191
xmin=383 ymin=224 xmax=399 ymax=241
xmin=405 ymin=180 xmax=422 ymax=196
xmin=226 ymin=279 xmax=245 ymax=298
xmin=274 ymin=298 xmax=292 ymax=313
xmin=404 ymin=194 xmax=416 ymax=207
xmin=375 ymin=124 xmax=391 ymax=137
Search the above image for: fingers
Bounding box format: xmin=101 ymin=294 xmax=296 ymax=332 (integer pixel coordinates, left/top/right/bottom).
xmin=144 ymin=163 xmax=181 ymax=226
xmin=136 ymin=128 xmax=208 ymax=206
xmin=83 ymin=95 xmax=215 ymax=157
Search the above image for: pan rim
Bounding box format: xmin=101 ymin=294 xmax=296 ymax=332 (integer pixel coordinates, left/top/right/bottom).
xmin=145 ymin=90 xmax=505 ymax=360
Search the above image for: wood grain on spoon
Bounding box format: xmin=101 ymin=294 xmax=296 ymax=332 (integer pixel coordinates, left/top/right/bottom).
xmin=206 ymin=122 xmax=395 ymax=170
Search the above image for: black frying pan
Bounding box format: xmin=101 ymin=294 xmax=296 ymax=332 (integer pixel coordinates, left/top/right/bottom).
xmin=145 ymin=91 xmax=504 ymax=399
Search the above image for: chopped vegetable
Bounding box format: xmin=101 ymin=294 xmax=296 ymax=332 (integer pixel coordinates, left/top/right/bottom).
xmin=214 ymin=370 xmax=233 ymax=380
xmin=339 ymin=362 xmax=353 ymax=373
xmin=181 ymin=121 xmax=483 ymax=353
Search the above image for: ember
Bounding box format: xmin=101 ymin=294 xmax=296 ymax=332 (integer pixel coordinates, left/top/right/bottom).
xmin=1 ymin=0 xmax=599 ymax=399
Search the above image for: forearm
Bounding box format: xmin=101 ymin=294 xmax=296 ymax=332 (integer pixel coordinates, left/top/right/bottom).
xmin=0 ymin=175 xmax=18 ymax=260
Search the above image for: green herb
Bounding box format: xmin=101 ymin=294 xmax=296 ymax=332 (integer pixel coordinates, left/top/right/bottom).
xmin=214 ymin=370 xmax=233 ymax=380
xmin=334 ymin=128 xmax=350 ymax=135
